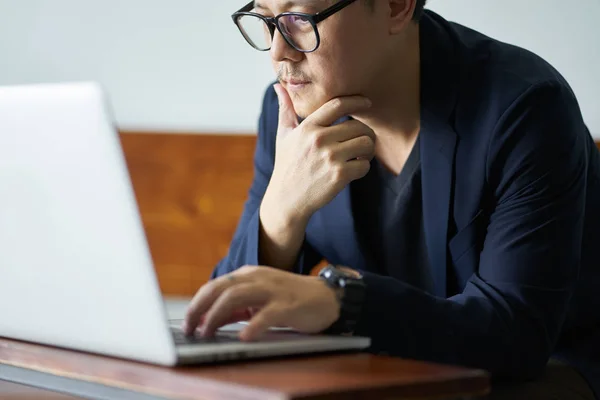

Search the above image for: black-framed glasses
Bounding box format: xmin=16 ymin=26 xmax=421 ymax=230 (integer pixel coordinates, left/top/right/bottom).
xmin=232 ymin=0 xmax=359 ymax=53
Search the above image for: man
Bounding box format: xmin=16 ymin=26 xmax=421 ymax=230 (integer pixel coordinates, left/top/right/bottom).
xmin=183 ymin=0 xmax=600 ymax=398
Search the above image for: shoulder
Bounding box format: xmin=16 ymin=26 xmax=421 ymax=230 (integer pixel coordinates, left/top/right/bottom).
xmin=426 ymin=11 xmax=586 ymax=148
xmin=428 ymin=9 xmax=571 ymax=91
xmin=421 ymin=11 xmax=584 ymax=145
xmin=425 ymin=11 xmax=589 ymax=193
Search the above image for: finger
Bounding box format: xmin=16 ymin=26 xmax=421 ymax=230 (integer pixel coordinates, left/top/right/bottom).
xmin=184 ymin=273 xmax=244 ymax=335
xmin=323 ymin=119 xmax=376 ymax=144
xmin=344 ymin=158 xmax=372 ymax=181
xmin=181 ymin=309 xmax=253 ymax=334
xmin=239 ymin=305 xmax=284 ymax=342
xmin=201 ymin=284 xmax=271 ymax=337
xmin=229 ymin=308 xmax=256 ymax=322
xmin=335 ymin=135 xmax=376 ymax=162
xmin=307 ymin=97 xmax=372 ymax=128
xmin=274 ymin=83 xmax=299 ymax=133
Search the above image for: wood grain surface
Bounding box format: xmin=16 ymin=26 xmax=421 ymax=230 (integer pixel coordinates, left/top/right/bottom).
xmin=119 ymin=132 xmax=258 ymax=296
xmin=0 ymin=337 xmax=490 ymax=400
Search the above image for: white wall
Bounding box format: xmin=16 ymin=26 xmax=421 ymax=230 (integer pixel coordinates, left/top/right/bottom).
xmin=0 ymin=0 xmax=599 ymax=137
xmin=0 ymin=0 xmax=273 ymax=133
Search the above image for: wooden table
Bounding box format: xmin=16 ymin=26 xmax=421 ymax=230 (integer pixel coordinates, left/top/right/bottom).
xmin=0 ymin=337 xmax=489 ymax=400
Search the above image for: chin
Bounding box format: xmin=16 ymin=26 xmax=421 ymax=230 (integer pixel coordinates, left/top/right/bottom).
xmin=292 ymin=103 xmax=312 ymax=120
xmin=290 ymin=93 xmax=328 ymax=120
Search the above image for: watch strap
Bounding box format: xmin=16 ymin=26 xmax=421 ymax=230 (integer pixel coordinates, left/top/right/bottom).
xmin=319 ymin=265 xmax=366 ymax=335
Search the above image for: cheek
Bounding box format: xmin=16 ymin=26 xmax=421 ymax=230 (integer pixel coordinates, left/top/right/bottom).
xmin=314 ymin=50 xmax=363 ymax=96
xmin=315 ymin=32 xmax=373 ymax=95
xmin=310 ymin=59 xmax=339 ymax=93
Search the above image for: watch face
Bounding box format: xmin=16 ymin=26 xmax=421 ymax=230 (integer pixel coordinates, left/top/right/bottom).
xmin=320 ymin=265 xmax=364 ymax=288
xmin=335 ymin=266 xmax=363 ymax=280
xmin=319 ymin=265 xmax=336 ymax=279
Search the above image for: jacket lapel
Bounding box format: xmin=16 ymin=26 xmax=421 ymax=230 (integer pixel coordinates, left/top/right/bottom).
xmin=420 ymin=116 xmax=457 ymax=298
xmin=418 ymin=11 xmax=461 ymax=298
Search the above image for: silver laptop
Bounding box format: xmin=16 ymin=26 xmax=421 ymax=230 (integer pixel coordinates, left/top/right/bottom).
xmin=0 ymin=81 xmax=370 ymax=366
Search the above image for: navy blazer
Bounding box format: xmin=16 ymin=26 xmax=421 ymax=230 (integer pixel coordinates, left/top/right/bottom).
xmin=212 ymin=10 xmax=600 ymax=396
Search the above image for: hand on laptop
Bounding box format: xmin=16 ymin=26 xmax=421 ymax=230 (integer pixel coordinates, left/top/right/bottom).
xmin=182 ymin=266 xmax=340 ymax=341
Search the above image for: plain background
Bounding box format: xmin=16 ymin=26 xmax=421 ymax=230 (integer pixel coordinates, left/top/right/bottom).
xmin=0 ymin=0 xmax=598 ymax=137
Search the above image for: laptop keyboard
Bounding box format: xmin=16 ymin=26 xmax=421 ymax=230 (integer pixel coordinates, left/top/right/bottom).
xmin=171 ymin=328 xmax=241 ymax=345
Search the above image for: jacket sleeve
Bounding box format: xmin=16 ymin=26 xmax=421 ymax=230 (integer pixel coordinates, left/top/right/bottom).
xmin=210 ymin=84 xmax=323 ymax=279
xmin=353 ymin=82 xmax=588 ymax=381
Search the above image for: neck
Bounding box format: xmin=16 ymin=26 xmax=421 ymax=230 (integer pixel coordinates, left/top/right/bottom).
xmin=351 ymin=23 xmax=421 ymax=145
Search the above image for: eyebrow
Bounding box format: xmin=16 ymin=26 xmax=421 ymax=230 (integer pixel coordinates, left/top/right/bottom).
xmin=254 ymin=0 xmax=322 ymax=12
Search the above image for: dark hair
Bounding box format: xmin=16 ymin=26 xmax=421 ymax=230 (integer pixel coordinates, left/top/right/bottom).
xmin=365 ymin=0 xmax=427 ymax=21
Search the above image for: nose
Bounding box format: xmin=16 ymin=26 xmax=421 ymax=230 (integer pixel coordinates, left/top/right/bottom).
xmin=270 ymin=28 xmax=303 ymax=63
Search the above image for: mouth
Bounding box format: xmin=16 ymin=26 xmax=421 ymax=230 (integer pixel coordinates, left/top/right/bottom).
xmin=282 ymin=79 xmax=311 ymax=91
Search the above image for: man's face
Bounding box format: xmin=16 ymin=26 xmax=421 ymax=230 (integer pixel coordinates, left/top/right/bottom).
xmin=257 ymin=0 xmax=388 ymax=118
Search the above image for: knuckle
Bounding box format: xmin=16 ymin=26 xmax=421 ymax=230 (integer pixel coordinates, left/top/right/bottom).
xmin=223 ymin=283 xmax=253 ymax=304
xmin=203 ymin=284 xmax=220 ymax=300
xmin=311 ymin=129 xmax=326 ymax=147
xmin=322 ymin=148 xmax=336 ymax=164
xmin=239 ymin=265 xmax=257 ymax=275
xmin=221 ymin=286 xmax=240 ymax=302
xmin=360 ymin=135 xmax=373 ymax=147
xmin=311 ymin=129 xmax=326 ymax=148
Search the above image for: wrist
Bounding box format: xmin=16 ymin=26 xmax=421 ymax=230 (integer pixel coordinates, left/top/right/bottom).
xmin=261 ymin=186 xmax=310 ymax=229
xmin=257 ymin=189 xmax=309 ymax=270
xmin=318 ymin=265 xmax=366 ymax=335
xmin=315 ymin=276 xmax=342 ymax=326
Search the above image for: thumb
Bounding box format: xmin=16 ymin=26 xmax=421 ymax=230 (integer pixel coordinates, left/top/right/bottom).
xmin=274 ymin=83 xmax=299 ymax=133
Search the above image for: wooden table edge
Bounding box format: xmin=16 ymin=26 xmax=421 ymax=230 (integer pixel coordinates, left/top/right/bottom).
xmin=1 ymin=359 xmax=491 ymax=400
xmin=1 ymin=337 xmax=491 ymax=400
xmin=0 ymin=360 xmax=283 ymax=400
xmin=290 ymin=370 xmax=490 ymax=400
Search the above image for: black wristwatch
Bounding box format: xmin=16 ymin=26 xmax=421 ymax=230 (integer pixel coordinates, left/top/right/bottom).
xmin=318 ymin=265 xmax=366 ymax=335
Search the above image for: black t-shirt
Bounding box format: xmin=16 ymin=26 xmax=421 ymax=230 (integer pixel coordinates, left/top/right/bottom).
xmin=352 ymin=136 xmax=435 ymax=293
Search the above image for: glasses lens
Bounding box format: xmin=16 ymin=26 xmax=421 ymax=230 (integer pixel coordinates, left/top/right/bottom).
xmin=237 ymin=15 xmax=272 ymax=50
xmin=278 ymin=14 xmax=317 ymax=51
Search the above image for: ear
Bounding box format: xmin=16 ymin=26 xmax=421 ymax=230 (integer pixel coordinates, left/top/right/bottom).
xmin=387 ymin=0 xmax=417 ymax=34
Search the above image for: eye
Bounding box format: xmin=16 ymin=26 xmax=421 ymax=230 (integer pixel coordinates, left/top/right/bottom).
xmin=288 ymin=15 xmax=310 ymax=24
